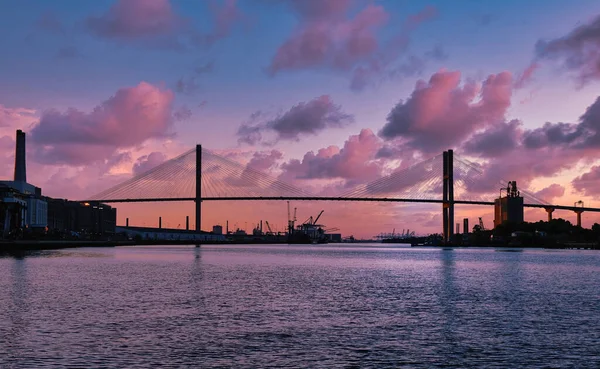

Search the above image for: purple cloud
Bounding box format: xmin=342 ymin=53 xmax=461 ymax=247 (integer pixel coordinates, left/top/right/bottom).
xmin=237 ymin=95 xmax=354 ymax=145
xmin=133 ymin=152 xmax=167 ymax=175
xmin=535 ymin=14 xmax=600 ymax=85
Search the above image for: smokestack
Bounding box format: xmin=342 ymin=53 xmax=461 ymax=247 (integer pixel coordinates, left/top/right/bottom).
xmin=14 ymin=130 xmax=26 ymax=183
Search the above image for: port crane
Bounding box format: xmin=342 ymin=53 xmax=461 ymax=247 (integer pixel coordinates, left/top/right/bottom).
xmin=287 ymin=201 xmax=297 ymax=235
xmin=303 ymin=210 xmax=324 ymax=227
xmin=264 ymin=220 xmax=274 ymax=236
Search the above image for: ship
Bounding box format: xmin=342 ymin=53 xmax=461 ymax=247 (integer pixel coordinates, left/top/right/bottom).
xmin=286 ymin=202 xmax=335 ymax=244
xmin=377 ymin=228 xmax=416 ymax=243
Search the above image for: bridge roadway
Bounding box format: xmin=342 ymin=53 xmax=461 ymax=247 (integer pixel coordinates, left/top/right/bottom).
xmin=80 ymin=197 xmax=600 ymax=213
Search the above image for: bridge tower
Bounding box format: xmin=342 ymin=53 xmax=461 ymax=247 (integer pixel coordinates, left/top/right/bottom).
xmin=442 ymin=150 xmax=454 ymax=243
xmin=196 ymin=144 xmax=202 ymax=232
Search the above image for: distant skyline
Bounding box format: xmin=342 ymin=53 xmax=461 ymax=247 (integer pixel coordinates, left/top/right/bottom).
xmin=2 ymin=0 xmax=600 ymax=237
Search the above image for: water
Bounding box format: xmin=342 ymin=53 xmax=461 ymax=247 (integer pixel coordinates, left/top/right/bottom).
xmin=1 ymin=245 xmax=599 ymax=368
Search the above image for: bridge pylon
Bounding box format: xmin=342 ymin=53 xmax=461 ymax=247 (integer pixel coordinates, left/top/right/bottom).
xmin=443 ymin=150 xmax=454 ymax=243
xmin=196 ymin=144 xmax=202 ymax=232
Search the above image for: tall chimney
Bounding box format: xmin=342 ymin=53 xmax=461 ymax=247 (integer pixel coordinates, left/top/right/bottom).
xmin=14 ymin=130 xmax=26 ymax=183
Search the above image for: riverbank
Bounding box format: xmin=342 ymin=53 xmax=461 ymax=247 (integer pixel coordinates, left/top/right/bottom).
xmin=2 ymin=239 xmax=599 ymax=253
xmin=0 ymin=238 xmax=292 ymax=252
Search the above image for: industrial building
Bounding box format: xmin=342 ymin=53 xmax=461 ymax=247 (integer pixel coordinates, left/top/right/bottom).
xmin=0 ymin=130 xmax=116 ymax=239
xmin=46 ymin=198 xmax=117 ymax=236
xmin=115 ymin=226 xmax=225 ymax=242
xmin=494 ymin=181 xmax=525 ymax=227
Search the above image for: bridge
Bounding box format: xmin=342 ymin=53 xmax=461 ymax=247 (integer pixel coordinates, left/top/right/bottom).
xmin=81 ymin=145 xmax=600 ymax=241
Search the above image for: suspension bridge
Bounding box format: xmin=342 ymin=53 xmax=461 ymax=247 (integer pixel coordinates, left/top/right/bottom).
xmin=81 ymin=145 xmax=600 ymax=241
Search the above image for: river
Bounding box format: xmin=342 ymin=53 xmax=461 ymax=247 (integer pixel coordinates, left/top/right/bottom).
xmin=1 ymin=245 xmax=599 ymax=368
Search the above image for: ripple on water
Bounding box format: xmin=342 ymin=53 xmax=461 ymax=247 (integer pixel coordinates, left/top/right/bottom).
xmin=0 ymin=245 xmax=599 ymax=368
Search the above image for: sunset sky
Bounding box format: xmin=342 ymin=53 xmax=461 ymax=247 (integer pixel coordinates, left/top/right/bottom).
xmin=2 ymin=0 xmax=600 ymax=238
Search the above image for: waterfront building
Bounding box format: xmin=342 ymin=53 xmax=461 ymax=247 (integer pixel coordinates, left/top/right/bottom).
xmin=116 ymin=226 xmax=225 ymax=242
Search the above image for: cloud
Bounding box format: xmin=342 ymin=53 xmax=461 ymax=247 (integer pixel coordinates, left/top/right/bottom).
xmin=87 ymin=0 xmax=180 ymax=40
xmin=175 ymin=62 xmax=214 ymax=95
xmin=237 ymin=95 xmax=354 ymax=145
xmin=42 ymin=165 xmax=131 ymax=200
xmin=522 ymin=96 xmax=600 ymax=150
xmin=268 ymin=3 xmax=438 ymax=91
xmin=348 ymin=6 xmax=438 ymax=91
xmin=247 ymin=150 xmax=283 ymax=172
xmin=379 ymin=70 xmax=513 ymax=153
xmin=268 ymin=1 xmax=390 ymax=75
xmin=0 ymin=105 xmax=38 ymax=129
xmin=572 ymin=166 xmax=600 ymax=197
xmin=173 ymin=105 xmax=192 ymax=121
xmin=279 ymin=129 xmax=382 ymax=185
xmin=535 ymin=183 xmax=566 ymax=202
xmin=463 ymin=120 xmax=522 ymax=158
xmin=535 ymin=14 xmax=600 ymax=85
xmin=30 ymin=81 xmax=176 ymax=165
xmin=514 ymin=62 xmax=539 ymax=89
xmin=86 ymin=0 xmax=242 ymax=49
xmin=133 ymin=152 xmax=167 ymax=175
xmin=425 ymin=44 xmax=448 ymax=61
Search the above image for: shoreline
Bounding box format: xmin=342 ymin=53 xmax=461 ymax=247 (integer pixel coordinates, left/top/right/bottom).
xmin=1 ymin=239 xmax=598 ymax=252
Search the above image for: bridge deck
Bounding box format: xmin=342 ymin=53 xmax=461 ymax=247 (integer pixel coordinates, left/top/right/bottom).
xmin=79 ymin=197 xmax=600 ymax=213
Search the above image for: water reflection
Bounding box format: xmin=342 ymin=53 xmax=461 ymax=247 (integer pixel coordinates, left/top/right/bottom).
xmin=1 ymin=258 xmax=30 ymax=355
xmin=0 ymin=245 xmax=598 ymax=367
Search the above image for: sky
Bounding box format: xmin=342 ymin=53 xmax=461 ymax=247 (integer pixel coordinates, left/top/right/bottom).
xmin=2 ymin=0 xmax=600 ymax=238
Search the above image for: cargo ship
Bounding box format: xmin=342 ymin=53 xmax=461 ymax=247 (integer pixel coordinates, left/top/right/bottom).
xmin=377 ymin=228 xmax=416 ymax=243
xmin=286 ymin=203 xmax=336 ymax=244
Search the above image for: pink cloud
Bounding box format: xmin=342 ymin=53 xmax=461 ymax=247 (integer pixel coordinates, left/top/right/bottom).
xmin=514 ymin=62 xmax=539 ymax=89
xmin=0 ymin=105 xmax=37 ymax=129
xmin=269 ymin=3 xmax=438 ymax=90
xmin=30 ymin=82 xmax=176 ymax=165
xmin=247 ymin=150 xmax=283 ymax=172
xmin=42 ymin=165 xmax=131 ymax=200
xmin=535 ymin=183 xmax=566 ymax=202
xmin=279 ymin=129 xmax=382 ymax=186
xmin=379 ymin=70 xmax=513 ymax=153
xmin=268 ymin=2 xmax=389 ymax=74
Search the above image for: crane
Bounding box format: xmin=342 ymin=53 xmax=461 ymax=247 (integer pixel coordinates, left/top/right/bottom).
xmin=313 ymin=210 xmax=324 ymax=225
xmin=265 ymin=221 xmax=274 ymax=235
xmin=287 ymin=201 xmax=297 ymax=234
